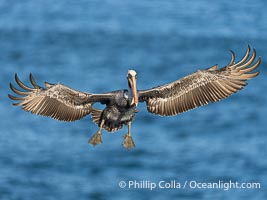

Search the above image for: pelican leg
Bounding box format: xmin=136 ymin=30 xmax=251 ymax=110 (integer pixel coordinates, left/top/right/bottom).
xmin=122 ymin=122 xmax=135 ymax=149
xmin=89 ymin=120 xmax=105 ymax=146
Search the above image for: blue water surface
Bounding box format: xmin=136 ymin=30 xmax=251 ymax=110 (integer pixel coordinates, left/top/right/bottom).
xmin=0 ymin=0 xmax=267 ymax=199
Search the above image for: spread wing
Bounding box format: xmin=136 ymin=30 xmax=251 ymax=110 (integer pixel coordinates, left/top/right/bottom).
xmin=8 ymin=74 xmax=114 ymax=121
xmin=138 ymin=46 xmax=260 ymax=116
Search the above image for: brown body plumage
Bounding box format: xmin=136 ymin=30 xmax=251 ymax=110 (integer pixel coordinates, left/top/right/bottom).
xmin=8 ymin=46 xmax=260 ymax=149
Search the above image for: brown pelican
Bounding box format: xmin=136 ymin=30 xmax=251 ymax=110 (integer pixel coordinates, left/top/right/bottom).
xmin=8 ymin=46 xmax=260 ymax=149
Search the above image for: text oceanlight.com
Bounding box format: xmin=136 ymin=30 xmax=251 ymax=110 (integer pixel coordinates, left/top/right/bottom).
xmin=118 ymin=180 xmax=261 ymax=191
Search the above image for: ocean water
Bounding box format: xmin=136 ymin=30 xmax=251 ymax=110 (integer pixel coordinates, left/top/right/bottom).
xmin=0 ymin=0 xmax=267 ymax=199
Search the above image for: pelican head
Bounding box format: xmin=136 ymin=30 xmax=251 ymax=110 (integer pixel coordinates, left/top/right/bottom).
xmin=127 ymin=70 xmax=138 ymax=106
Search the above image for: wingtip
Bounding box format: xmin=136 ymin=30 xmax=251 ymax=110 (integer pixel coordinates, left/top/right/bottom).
xmin=14 ymin=73 xmax=35 ymax=91
xmin=229 ymin=50 xmax=235 ymax=65
xmin=29 ymin=72 xmax=41 ymax=89
xmin=247 ymin=44 xmax=251 ymax=51
xmin=14 ymin=73 xmax=21 ymax=84
xmin=29 ymin=72 xmax=34 ymax=81
xmin=7 ymin=93 xmax=12 ymax=99
xmin=9 ymin=82 xmax=13 ymax=89
xmin=9 ymin=82 xmax=16 ymax=93
xmin=8 ymin=94 xmax=21 ymax=101
xmin=252 ymin=48 xmax=256 ymax=56
xmin=255 ymin=71 xmax=260 ymax=76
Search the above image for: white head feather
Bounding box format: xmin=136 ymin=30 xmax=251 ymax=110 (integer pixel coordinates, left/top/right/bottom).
xmin=128 ymin=70 xmax=137 ymax=77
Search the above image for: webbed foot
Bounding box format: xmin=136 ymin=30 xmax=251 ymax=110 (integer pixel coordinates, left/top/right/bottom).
xmin=89 ymin=131 xmax=102 ymax=146
xmin=122 ymin=133 xmax=135 ymax=149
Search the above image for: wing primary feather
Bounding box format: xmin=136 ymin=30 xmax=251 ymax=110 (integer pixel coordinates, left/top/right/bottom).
xmin=29 ymin=73 xmax=41 ymax=89
xmin=229 ymin=50 xmax=235 ymax=65
xmin=236 ymin=48 xmax=256 ymax=70
xmin=15 ymin=74 xmax=34 ymax=91
xmin=10 ymin=83 xmax=28 ymax=96
xmin=8 ymin=94 xmax=24 ymax=101
xmin=240 ymin=57 xmax=261 ymax=73
xmin=231 ymin=45 xmax=251 ymax=67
